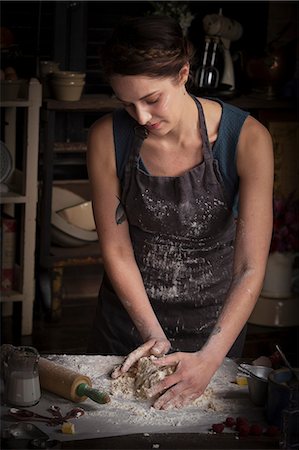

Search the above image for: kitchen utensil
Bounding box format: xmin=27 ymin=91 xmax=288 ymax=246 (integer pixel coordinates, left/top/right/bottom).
xmin=1 ymin=422 xmax=59 ymax=449
xmin=48 ymin=405 xmax=64 ymax=422
xmin=8 ymin=406 xmax=85 ymax=426
xmin=239 ymin=364 xmax=273 ymax=406
xmin=8 ymin=407 xmax=61 ymax=426
xmin=275 ymin=344 xmax=299 ymax=382
xmin=61 ymin=407 xmax=85 ymax=421
xmin=4 ymin=346 xmax=41 ymax=407
xmin=2 ymin=422 xmax=49 ymax=440
xmin=38 ymin=357 xmax=110 ymax=404
xmin=267 ymin=367 xmax=299 ymax=427
xmin=202 ymin=9 xmax=243 ymax=93
xmin=238 ymin=363 xmax=272 ymax=381
xmin=76 ymin=383 xmax=110 ymax=404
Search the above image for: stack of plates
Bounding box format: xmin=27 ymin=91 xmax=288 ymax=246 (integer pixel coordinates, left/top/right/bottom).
xmin=0 ymin=141 xmax=13 ymax=185
xmin=51 ymin=186 xmax=98 ymax=247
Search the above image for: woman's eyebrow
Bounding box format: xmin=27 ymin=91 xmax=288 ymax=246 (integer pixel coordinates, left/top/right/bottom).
xmin=116 ymin=91 xmax=159 ymax=103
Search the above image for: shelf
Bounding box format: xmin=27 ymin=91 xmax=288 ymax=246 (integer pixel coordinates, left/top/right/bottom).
xmin=53 ymin=142 xmax=87 ymax=153
xmin=43 ymin=94 xmax=121 ymax=112
xmin=0 ymin=190 xmax=27 ymax=203
xmin=50 ymin=242 xmax=101 ymax=264
xmin=0 ymin=99 xmax=30 ymax=108
xmin=1 ymin=290 xmax=24 ymax=303
xmin=0 ymin=78 xmax=42 ymax=336
xmin=52 ymin=179 xmax=90 ymax=186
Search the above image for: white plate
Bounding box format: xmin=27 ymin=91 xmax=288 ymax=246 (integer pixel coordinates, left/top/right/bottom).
xmin=51 ymin=212 xmax=97 ymax=242
xmin=0 ymin=141 xmax=13 ymax=183
xmin=51 ymin=186 xmax=97 ymax=245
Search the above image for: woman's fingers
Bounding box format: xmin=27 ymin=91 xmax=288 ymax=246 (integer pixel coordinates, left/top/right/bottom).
xmin=121 ymin=340 xmax=156 ymax=372
xmin=153 ymin=353 xmax=180 ymax=367
xmin=110 ymin=365 xmax=123 ymax=379
xmin=111 ymin=338 xmax=171 ymax=379
xmin=147 ymin=371 xmax=179 ymax=399
xmin=153 ymin=383 xmax=199 ymax=410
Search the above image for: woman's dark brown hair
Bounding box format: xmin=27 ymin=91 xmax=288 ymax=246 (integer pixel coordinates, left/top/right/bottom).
xmin=101 ymin=15 xmax=193 ymax=81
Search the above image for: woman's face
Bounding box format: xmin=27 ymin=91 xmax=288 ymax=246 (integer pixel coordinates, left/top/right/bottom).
xmin=110 ymin=71 xmax=187 ymax=136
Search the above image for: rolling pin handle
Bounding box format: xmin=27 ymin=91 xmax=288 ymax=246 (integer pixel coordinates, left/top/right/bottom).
xmin=76 ymin=383 xmax=110 ymax=404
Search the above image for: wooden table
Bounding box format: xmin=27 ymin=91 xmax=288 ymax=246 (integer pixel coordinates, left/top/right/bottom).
xmin=59 ymin=432 xmax=280 ymax=449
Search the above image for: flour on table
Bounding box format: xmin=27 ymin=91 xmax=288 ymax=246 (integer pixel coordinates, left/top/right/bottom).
xmin=44 ymin=355 xmax=254 ymax=430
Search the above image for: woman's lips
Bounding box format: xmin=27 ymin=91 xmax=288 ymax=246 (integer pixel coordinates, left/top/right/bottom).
xmin=147 ymin=121 xmax=161 ymax=130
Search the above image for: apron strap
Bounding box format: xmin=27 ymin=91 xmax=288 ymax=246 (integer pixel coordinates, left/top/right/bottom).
xmin=190 ymin=94 xmax=213 ymax=162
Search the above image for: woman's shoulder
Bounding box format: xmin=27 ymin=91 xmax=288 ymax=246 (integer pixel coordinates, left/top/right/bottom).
xmin=88 ymin=112 xmax=113 ymax=139
xmin=240 ymin=114 xmax=272 ymax=144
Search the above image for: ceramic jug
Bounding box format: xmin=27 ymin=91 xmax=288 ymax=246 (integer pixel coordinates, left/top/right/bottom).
xmin=5 ymin=346 xmax=41 ymax=407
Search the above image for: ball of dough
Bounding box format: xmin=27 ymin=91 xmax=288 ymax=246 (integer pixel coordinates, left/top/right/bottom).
xmin=111 ymin=356 xmax=176 ymax=401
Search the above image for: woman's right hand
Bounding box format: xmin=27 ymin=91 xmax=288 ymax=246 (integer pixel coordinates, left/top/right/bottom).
xmin=111 ymin=338 xmax=171 ymax=379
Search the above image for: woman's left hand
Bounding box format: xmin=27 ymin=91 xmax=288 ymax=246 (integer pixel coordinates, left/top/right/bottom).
xmin=111 ymin=338 xmax=171 ymax=379
xmin=148 ymin=351 xmax=220 ymax=409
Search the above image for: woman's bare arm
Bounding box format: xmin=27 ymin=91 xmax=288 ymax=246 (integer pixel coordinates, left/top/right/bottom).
xmin=87 ymin=116 xmax=170 ymax=352
xmin=150 ymin=115 xmax=274 ymax=409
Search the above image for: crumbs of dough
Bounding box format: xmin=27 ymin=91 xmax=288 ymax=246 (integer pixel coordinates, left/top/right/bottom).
xmin=111 ymin=356 xmax=175 ymax=400
xmin=110 ymin=356 xmax=219 ymax=411
xmin=45 ymin=355 xmax=247 ymax=429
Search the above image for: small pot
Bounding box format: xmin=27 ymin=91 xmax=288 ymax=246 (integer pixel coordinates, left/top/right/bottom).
xmin=1 ymin=79 xmax=23 ymax=101
xmin=52 ymin=71 xmax=85 ymax=80
xmin=267 ymin=368 xmax=299 ymax=427
xmin=245 ymin=365 xmax=273 ymax=406
xmin=51 ymin=79 xmax=85 ymax=101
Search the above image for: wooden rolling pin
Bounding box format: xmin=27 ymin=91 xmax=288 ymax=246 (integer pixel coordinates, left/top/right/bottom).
xmin=38 ymin=357 xmax=110 ymax=404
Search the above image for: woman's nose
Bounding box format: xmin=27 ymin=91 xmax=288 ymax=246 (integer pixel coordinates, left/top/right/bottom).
xmin=134 ymin=105 xmax=151 ymax=125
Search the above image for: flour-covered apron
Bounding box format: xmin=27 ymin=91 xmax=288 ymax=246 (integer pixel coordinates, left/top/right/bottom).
xmin=88 ymin=98 xmax=246 ymax=356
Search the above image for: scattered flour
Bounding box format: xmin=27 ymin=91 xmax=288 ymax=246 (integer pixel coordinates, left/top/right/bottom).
xmin=43 ymin=355 xmax=257 ymax=430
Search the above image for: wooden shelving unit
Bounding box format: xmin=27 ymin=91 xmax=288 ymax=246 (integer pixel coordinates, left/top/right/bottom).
xmin=0 ymin=78 xmax=42 ymax=335
xmin=38 ymin=92 xmax=296 ymax=321
xmin=38 ymin=95 xmax=120 ymax=320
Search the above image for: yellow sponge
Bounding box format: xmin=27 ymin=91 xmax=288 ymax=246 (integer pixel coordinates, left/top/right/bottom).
xmin=61 ymin=422 xmax=75 ymax=434
xmin=236 ymin=375 xmax=248 ymax=386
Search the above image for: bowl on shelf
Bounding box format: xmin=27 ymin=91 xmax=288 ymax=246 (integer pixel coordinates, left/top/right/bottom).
xmin=0 ymin=79 xmax=24 ymax=100
xmin=51 ymin=187 xmax=98 ymax=247
xmin=52 ymin=71 xmax=85 ymax=80
xmin=51 ymin=71 xmax=85 ymax=101
xmin=51 ymin=79 xmax=85 ymax=101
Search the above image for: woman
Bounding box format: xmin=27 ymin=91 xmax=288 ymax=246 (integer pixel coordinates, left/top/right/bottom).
xmin=87 ymin=15 xmax=274 ymax=409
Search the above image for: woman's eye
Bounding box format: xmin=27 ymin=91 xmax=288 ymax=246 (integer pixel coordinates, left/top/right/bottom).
xmin=147 ymin=97 xmax=159 ymax=105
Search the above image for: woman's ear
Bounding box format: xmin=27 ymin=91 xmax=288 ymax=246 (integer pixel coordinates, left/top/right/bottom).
xmin=179 ymin=63 xmax=190 ymax=85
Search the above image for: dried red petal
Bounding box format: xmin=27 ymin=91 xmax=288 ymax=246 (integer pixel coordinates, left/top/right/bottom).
xmin=265 ymin=425 xmax=280 ymax=436
xmin=238 ymin=424 xmax=250 ymax=437
xmin=212 ymin=423 xmax=225 ymax=433
xmin=250 ymin=423 xmax=263 ymax=436
xmin=225 ymin=417 xmax=236 ymax=427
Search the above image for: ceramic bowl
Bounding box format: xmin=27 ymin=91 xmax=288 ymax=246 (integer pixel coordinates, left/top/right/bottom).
xmin=0 ymin=79 xmax=23 ymax=100
xmin=52 ymin=71 xmax=85 ymax=80
xmin=51 ymin=79 xmax=85 ymax=101
xmin=39 ymin=60 xmax=60 ymax=76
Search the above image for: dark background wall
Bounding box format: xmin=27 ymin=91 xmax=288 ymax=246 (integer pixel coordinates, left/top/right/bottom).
xmin=2 ymin=1 xmax=296 ymax=95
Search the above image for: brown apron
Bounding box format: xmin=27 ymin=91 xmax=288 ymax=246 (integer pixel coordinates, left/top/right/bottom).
xmin=88 ymin=98 xmax=246 ymax=356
